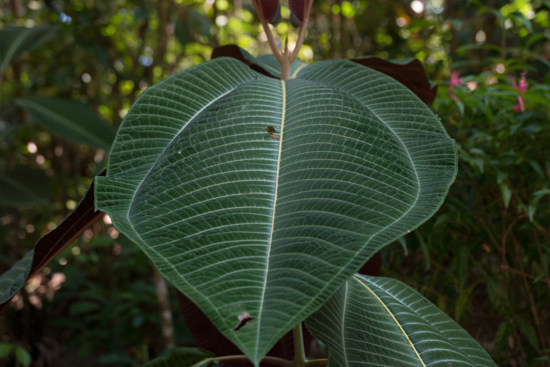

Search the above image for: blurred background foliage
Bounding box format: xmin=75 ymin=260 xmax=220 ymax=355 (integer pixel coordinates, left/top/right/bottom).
xmin=1 ymin=0 xmax=549 ymax=366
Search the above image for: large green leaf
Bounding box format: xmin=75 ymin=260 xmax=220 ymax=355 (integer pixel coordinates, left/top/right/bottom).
xmin=0 ymin=167 xmax=52 ymax=207
xmin=95 ymin=57 xmax=456 ymax=364
xmin=306 ymin=274 xmax=497 ymax=367
xmin=0 ymin=26 xmax=55 ymax=71
xmin=15 ymin=97 xmax=116 ymax=150
xmin=142 ymin=348 xmax=213 ymax=367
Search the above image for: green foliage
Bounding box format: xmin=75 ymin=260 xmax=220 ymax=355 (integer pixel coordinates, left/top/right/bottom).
xmin=306 ymin=274 xmax=496 ymax=367
xmin=1 ymin=0 xmax=549 ymax=366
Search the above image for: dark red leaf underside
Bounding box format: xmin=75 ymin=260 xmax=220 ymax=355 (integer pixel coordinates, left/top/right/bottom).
xmin=351 ymin=57 xmax=438 ymax=105
xmin=211 ymin=46 xmax=437 ymax=105
xmin=0 ymin=171 xmax=106 ymax=315
xmin=257 ymin=0 xmax=280 ymax=24
xmin=211 ymin=45 xmax=275 ymax=79
xmin=288 ymin=0 xmax=305 ymax=22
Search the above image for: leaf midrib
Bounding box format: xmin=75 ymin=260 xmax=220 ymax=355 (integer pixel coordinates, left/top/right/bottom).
xmin=254 ymin=79 xmax=287 ymax=362
xmin=352 ymin=276 xmax=427 ymax=367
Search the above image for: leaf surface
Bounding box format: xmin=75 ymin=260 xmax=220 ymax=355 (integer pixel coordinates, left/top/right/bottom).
xmin=305 ymin=275 xmax=497 ymax=367
xmin=0 ymin=26 xmax=55 ymax=71
xmin=141 ymin=348 xmax=214 ymax=367
xmin=95 ymin=57 xmax=456 ymax=364
xmin=0 ymin=167 xmax=52 ymax=207
xmin=15 ymin=97 xmax=116 ymax=150
xmin=0 ymin=172 xmax=105 ymax=315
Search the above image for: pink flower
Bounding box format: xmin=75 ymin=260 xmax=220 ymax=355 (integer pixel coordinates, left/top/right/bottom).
xmin=510 ymin=75 xmax=528 ymax=112
xmin=448 ymin=70 xmax=464 ymax=103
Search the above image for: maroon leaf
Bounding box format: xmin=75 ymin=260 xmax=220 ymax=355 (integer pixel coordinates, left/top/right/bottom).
xmin=288 ymin=0 xmax=306 ymax=23
xmin=351 ymin=57 xmax=438 ymax=105
xmin=212 ymin=46 xmax=436 ymax=105
xmin=357 ymin=251 xmax=382 ymax=276
xmin=211 ymin=45 xmax=275 ymax=78
xmin=176 ymin=292 xmax=312 ymax=365
xmin=0 ymin=171 xmax=106 ymax=315
xmin=256 ymin=0 xmax=281 ymax=25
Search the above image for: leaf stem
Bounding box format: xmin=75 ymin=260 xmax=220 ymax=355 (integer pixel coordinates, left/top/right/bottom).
xmin=293 ymin=324 xmax=307 ymax=367
xmin=251 ymin=0 xmax=314 ymax=80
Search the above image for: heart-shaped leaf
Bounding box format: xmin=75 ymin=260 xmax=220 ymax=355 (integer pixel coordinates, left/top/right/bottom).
xmin=305 ymin=274 xmax=497 ymax=367
xmin=95 ymin=57 xmax=456 ymax=364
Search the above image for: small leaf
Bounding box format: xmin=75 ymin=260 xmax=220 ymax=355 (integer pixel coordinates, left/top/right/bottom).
xmin=0 ymin=168 xmax=52 ymax=207
xmin=496 ymin=170 xmax=508 ymax=184
xmin=15 ymin=97 xmax=116 ymax=151
xmin=499 ymin=182 xmax=512 ymax=208
xmin=533 ymin=270 xmax=547 ymax=284
xmin=493 ymin=322 xmax=511 ymax=359
xmin=528 ymin=160 xmax=545 ymax=178
xmin=414 ymin=231 xmax=430 ymax=270
xmin=515 ymin=318 xmax=540 ymax=352
xmin=14 ymin=346 xmax=32 ymax=367
xmin=397 ymin=236 xmax=408 ymax=256
xmin=528 ymin=204 xmax=536 ymax=222
xmin=455 ymin=281 xmax=479 ymax=322
xmin=0 ymin=26 xmax=56 ymax=71
xmin=0 ymin=343 xmax=14 ymax=358
xmin=142 ymin=347 xmax=214 ymax=367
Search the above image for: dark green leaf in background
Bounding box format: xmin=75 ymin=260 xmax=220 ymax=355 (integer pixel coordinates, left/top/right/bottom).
xmin=142 ymin=347 xmax=214 ymax=367
xmin=0 ymin=167 xmax=52 ymax=207
xmin=15 ymin=97 xmax=116 ymax=151
xmin=14 ymin=346 xmax=32 ymax=367
xmin=0 ymin=26 xmax=56 ymax=71
xmin=0 ymin=172 xmax=105 ymax=315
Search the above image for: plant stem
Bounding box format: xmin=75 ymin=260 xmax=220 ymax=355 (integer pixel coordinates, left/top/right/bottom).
xmin=293 ymin=324 xmax=307 ymax=367
xmin=252 ymin=0 xmax=314 ymax=80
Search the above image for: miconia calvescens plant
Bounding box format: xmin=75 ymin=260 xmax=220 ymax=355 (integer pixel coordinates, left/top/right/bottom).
xmin=0 ymin=1 xmax=500 ymax=366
